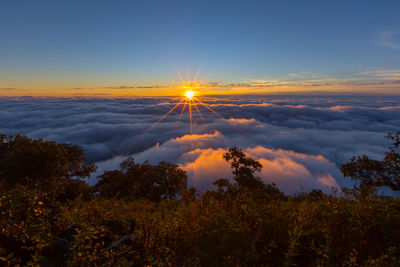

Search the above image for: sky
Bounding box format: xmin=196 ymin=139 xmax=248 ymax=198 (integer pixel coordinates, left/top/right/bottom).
xmin=1 ymin=1 xmax=400 ymax=194
xmin=1 ymin=0 xmax=400 ymax=96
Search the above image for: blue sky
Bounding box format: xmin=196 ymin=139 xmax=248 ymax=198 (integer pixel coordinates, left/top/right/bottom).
xmin=1 ymin=0 xmax=400 ymax=94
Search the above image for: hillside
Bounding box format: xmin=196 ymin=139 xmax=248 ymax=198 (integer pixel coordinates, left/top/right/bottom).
xmin=1 ymin=133 xmax=400 ymax=266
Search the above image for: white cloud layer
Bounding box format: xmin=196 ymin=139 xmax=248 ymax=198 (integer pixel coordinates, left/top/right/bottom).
xmin=1 ymin=95 xmax=399 ymax=194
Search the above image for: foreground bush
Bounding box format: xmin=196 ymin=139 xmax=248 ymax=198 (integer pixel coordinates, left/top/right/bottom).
xmin=1 ymin=134 xmax=400 ymax=266
xmin=2 ymin=188 xmax=400 ymax=266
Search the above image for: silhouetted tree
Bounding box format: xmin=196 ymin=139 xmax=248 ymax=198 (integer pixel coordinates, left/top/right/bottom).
xmin=180 ymin=187 xmax=197 ymax=203
xmin=0 ymin=134 xmax=95 ymax=186
xmin=0 ymin=134 xmax=95 ymax=200
xmin=96 ymin=157 xmax=187 ymax=201
xmin=341 ymin=132 xmax=400 ymax=190
xmin=213 ymin=178 xmax=231 ymax=191
xmin=223 ymin=147 xmax=264 ymax=189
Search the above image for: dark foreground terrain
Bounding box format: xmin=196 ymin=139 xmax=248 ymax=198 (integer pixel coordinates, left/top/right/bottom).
xmin=1 ymin=133 xmax=400 ymax=266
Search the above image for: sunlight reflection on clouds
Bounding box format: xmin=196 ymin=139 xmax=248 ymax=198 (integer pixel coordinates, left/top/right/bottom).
xmin=1 ymin=95 xmax=399 ymax=193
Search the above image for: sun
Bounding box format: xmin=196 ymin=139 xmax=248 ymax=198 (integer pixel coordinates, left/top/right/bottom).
xmin=133 ymin=79 xmax=243 ymax=143
xmin=133 ymin=76 xmax=240 ymax=142
xmin=184 ymin=90 xmax=195 ymax=99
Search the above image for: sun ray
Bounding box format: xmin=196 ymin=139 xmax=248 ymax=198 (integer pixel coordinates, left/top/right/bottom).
xmin=194 ymin=54 xmax=207 ymax=82
xmin=173 ymin=64 xmax=185 ymax=83
xmin=189 ymin=99 xmax=193 ymax=135
xmin=186 ymin=64 xmax=190 ymax=82
xmin=177 ymin=99 xmax=188 ymax=122
xmin=134 ymin=99 xmax=185 ymax=143
xmin=194 ymin=97 xmax=246 ymax=134
xmin=194 ymin=64 xmax=202 ymax=82
xmin=194 ymin=98 xmax=226 ymax=120
xmin=175 ymin=99 xmax=187 ymax=132
xmin=192 ymin=99 xmax=205 ymax=124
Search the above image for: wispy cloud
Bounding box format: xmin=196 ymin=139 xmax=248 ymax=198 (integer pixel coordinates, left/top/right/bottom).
xmin=374 ymin=30 xmax=400 ymax=50
xmin=8 ymin=68 xmax=399 ymax=97
xmin=358 ymin=69 xmax=400 ymax=79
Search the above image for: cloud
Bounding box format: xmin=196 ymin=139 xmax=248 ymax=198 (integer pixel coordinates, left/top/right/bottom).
xmin=358 ymin=69 xmax=400 ymax=80
xmin=98 ymin=131 xmax=345 ymax=193
xmin=227 ymin=117 xmax=256 ymax=124
xmin=1 ymin=95 xmax=399 ymax=194
xmin=374 ymin=30 xmax=400 ymax=50
xmin=179 ymin=145 xmax=344 ymax=194
xmin=56 ymin=69 xmax=400 ymax=96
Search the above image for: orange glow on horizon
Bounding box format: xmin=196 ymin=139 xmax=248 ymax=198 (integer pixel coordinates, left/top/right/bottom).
xmin=2 ymin=76 xmax=400 ymax=97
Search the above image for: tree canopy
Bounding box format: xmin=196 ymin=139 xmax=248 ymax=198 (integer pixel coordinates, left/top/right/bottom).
xmin=341 ymin=131 xmax=400 ymax=190
xmin=95 ymin=157 xmax=188 ymax=201
xmin=1 ymin=134 xmax=400 ymax=266
xmin=223 ymin=146 xmax=265 ymax=189
xmin=0 ymin=134 xmax=95 ymax=188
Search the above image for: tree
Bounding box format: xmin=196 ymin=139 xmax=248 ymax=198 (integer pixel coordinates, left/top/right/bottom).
xmin=341 ymin=132 xmax=400 ymax=191
xmin=96 ymin=157 xmax=187 ymax=201
xmin=0 ymin=135 xmax=95 ymax=197
xmin=223 ymin=147 xmax=264 ymax=189
xmin=0 ymin=134 xmax=95 ymax=186
xmin=213 ymin=178 xmax=231 ymax=191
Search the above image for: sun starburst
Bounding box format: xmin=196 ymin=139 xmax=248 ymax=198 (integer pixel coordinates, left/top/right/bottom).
xmin=131 ymin=69 xmax=244 ymax=146
xmin=184 ymin=90 xmax=195 ymax=99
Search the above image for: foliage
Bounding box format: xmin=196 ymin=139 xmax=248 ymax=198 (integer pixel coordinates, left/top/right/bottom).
xmin=0 ymin=135 xmax=95 ymax=203
xmin=0 ymin=185 xmax=59 ymax=265
xmin=342 ymin=131 xmax=400 ymax=190
xmin=223 ymin=146 xmax=264 ymax=189
xmin=0 ymin=135 xmax=95 ymax=186
xmin=95 ymin=157 xmax=188 ymax=201
xmin=1 ymin=134 xmax=400 ymax=266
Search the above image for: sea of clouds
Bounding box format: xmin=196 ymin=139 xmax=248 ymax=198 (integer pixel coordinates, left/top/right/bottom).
xmin=1 ymin=95 xmax=400 ymax=194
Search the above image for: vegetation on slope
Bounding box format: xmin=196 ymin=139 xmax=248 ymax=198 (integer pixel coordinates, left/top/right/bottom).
xmin=1 ymin=133 xmax=400 ymax=266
